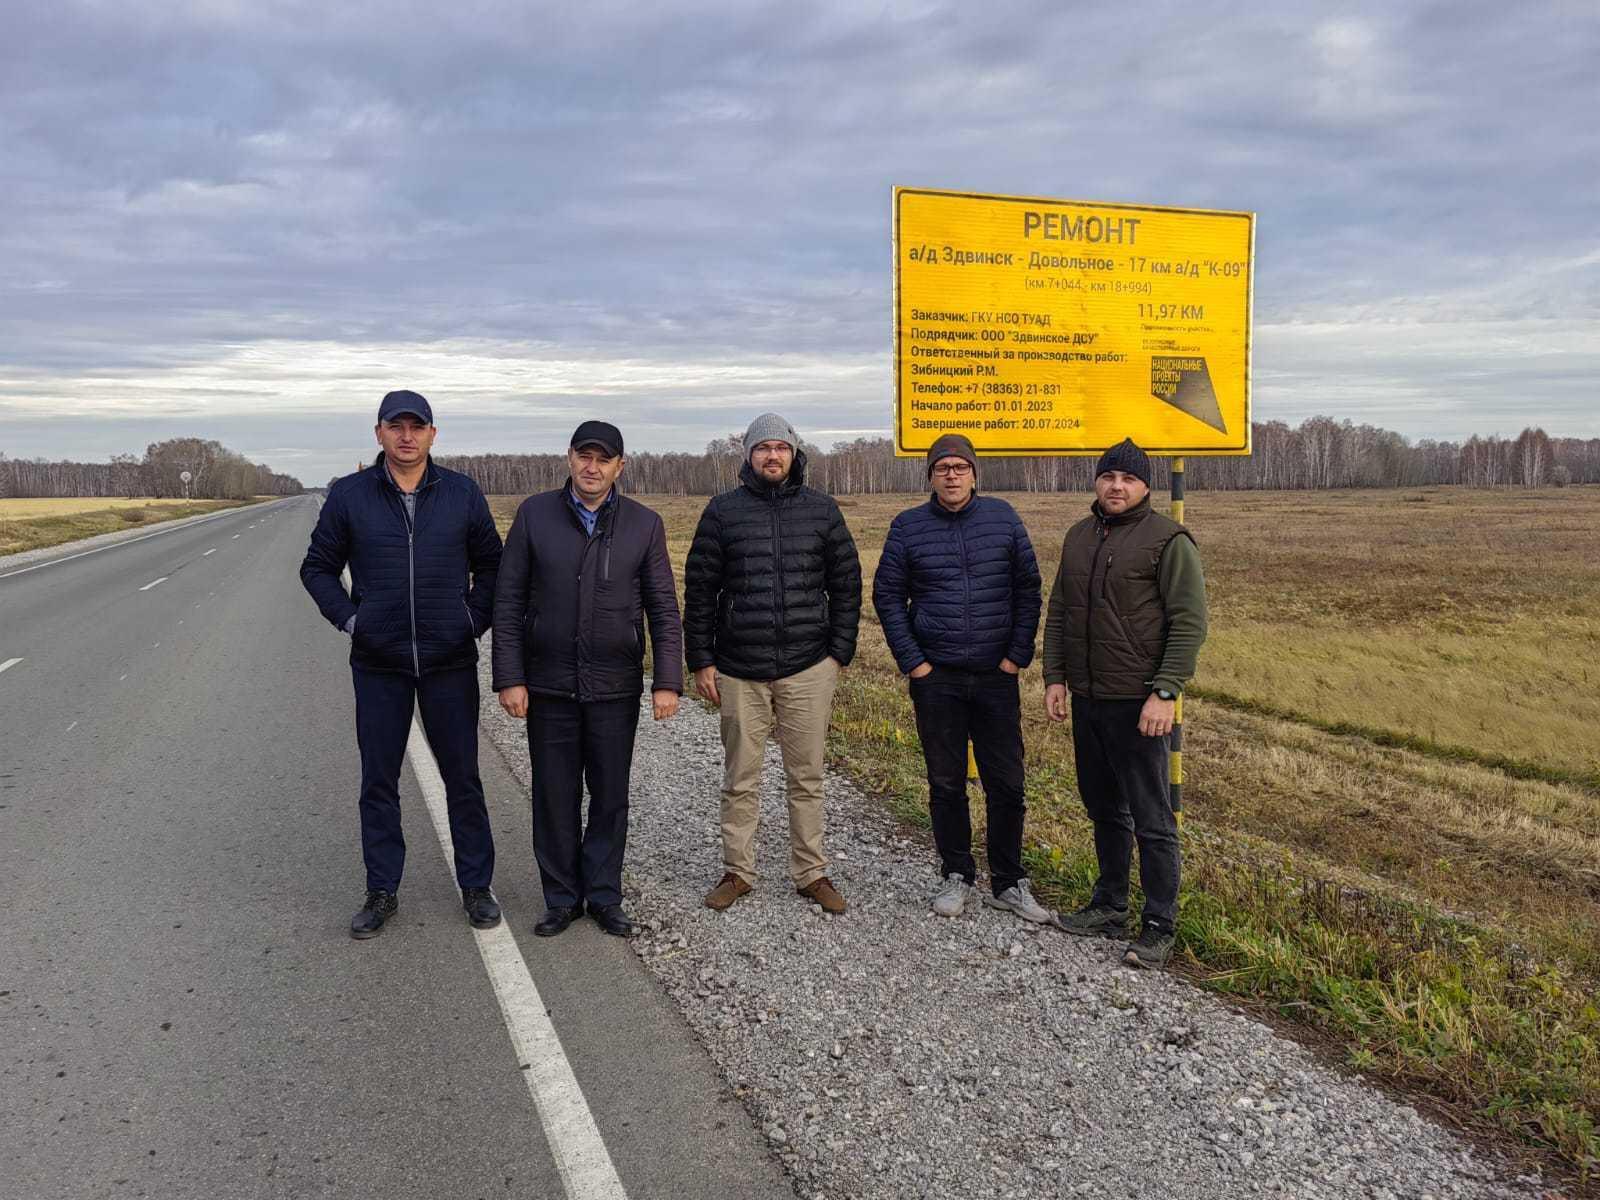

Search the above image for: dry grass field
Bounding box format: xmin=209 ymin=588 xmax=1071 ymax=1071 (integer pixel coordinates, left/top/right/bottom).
xmin=0 ymin=497 xmax=258 ymax=556
xmin=490 ymin=486 xmax=1600 ymax=1181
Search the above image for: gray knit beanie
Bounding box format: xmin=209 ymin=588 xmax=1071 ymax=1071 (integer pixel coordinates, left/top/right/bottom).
xmin=925 ymin=433 xmax=979 ymax=479
xmin=744 ymin=413 xmax=799 ymax=462
xmin=1094 ymin=437 xmax=1152 ymax=488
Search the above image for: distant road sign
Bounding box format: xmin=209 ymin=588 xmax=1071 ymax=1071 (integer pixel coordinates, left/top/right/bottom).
xmin=179 ymin=471 xmax=192 ymax=483
xmin=894 ymin=187 xmax=1254 ymax=456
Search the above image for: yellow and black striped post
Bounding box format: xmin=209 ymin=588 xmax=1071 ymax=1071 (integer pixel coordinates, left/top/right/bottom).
xmin=1169 ymin=457 xmax=1184 ymax=824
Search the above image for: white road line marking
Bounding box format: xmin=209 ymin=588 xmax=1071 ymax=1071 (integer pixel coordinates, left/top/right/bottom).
xmin=65 ymin=720 xmax=78 ymax=732
xmin=119 ymin=673 xmax=128 ymax=682
xmin=0 ymin=657 xmax=23 ymax=675
xmin=231 ymin=534 xmax=241 ymax=539
xmin=203 ymin=548 xmax=217 ymax=556
xmin=0 ymin=500 xmax=290 ymax=581
xmin=406 ymin=723 xmax=629 ymax=1200
xmin=139 ymin=576 xmax=169 ymax=591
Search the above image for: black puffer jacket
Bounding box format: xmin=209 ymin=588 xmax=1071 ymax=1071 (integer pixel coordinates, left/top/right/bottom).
xmin=491 ymin=485 xmax=684 ymax=702
xmin=300 ymin=456 xmax=502 ymax=676
xmin=683 ymin=454 xmax=862 ymax=682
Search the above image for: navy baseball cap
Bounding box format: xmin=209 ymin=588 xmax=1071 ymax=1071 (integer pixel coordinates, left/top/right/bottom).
xmin=378 ymin=390 xmax=434 ymax=425
xmin=570 ymin=420 xmax=624 ymax=457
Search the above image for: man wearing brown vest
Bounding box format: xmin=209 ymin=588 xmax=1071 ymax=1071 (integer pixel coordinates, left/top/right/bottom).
xmin=1042 ymin=438 xmax=1207 ymax=968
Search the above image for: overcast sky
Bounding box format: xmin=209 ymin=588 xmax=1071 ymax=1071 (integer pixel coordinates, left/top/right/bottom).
xmin=3 ymin=1 xmax=1596 ymax=486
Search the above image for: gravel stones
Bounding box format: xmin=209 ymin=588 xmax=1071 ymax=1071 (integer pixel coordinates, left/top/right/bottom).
xmin=476 ymin=642 xmax=1546 ymax=1200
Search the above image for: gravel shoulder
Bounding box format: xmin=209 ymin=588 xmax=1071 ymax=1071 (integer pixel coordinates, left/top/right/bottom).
xmin=476 ymin=638 xmax=1550 ymax=1200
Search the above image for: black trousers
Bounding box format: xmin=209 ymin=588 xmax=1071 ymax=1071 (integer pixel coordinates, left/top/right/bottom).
xmin=909 ymin=666 xmax=1026 ymax=896
xmin=352 ymin=665 xmax=495 ymax=894
xmin=1071 ymin=694 xmax=1179 ymax=930
xmin=527 ymin=695 xmax=641 ymax=909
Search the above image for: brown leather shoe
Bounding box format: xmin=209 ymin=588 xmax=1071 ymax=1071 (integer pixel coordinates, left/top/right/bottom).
xmin=797 ymin=876 xmax=846 ymax=914
xmin=704 ymin=872 xmax=753 ymax=911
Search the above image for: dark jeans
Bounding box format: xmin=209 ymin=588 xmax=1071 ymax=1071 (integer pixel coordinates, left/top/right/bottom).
xmin=527 ymin=695 xmax=641 ymax=909
xmin=352 ymin=666 xmax=495 ymax=894
xmin=1072 ymin=694 xmax=1179 ymax=930
xmin=909 ymin=666 xmax=1026 ymax=896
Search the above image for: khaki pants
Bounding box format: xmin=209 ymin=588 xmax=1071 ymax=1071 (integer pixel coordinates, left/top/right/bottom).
xmin=719 ymin=656 xmax=840 ymax=888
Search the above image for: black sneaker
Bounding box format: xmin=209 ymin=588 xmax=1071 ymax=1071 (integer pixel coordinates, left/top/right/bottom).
xmin=350 ymin=889 xmax=398 ymax=939
xmin=462 ymin=887 xmax=501 ymax=929
xmin=1123 ymin=924 xmax=1175 ymax=969
xmin=1051 ymin=902 xmax=1130 ymax=939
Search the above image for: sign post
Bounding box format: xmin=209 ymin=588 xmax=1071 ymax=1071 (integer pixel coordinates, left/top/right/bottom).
xmin=896 ymin=187 xmax=1254 ymax=817
xmin=179 ymin=469 xmax=192 ymax=503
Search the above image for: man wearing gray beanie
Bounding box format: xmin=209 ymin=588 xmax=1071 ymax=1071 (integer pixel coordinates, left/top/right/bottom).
xmin=1042 ymin=435 xmax=1208 ymax=969
xmin=684 ymin=413 xmax=862 ymax=916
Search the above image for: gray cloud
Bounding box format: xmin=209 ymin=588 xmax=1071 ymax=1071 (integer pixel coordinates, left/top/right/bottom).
xmin=2 ymin=1 xmax=1596 ymax=486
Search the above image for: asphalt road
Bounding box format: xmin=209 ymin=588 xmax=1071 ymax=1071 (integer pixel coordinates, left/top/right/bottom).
xmin=0 ymin=495 xmax=791 ymax=1200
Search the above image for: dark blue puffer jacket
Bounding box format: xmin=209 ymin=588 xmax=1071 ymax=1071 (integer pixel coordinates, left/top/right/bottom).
xmin=872 ymin=493 xmax=1042 ymax=674
xmin=300 ymin=456 xmax=503 ymax=675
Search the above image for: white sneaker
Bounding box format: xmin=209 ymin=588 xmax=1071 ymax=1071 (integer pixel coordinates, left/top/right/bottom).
xmin=930 ymin=873 xmax=972 ymax=917
xmin=983 ymin=878 xmax=1052 ymax=923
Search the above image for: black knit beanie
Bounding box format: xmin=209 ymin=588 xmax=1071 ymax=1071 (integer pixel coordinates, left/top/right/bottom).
xmin=926 ymin=433 xmax=979 ymax=479
xmin=1094 ymin=438 xmax=1151 ymax=488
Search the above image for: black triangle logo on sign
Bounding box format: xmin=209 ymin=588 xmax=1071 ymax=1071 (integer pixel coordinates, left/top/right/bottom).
xmin=1150 ymin=356 xmax=1227 ymax=434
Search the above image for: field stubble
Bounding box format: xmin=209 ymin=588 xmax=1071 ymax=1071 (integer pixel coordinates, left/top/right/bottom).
xmin=490 ymin=485 xmax=1600 ymax=1183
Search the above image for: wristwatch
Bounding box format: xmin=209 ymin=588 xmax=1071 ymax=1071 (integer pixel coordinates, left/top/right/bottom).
xmin=1153 ymin=687 xmax=1176 ymax=701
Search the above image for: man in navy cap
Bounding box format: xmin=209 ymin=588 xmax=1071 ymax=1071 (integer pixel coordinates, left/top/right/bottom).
xmin=1042 ymin=437 xmax=1208 ymax=968
xmin=492 ymin=421 xmax=684 ymax=938
xmin=301 ymin=390 xmax=505 ymax=939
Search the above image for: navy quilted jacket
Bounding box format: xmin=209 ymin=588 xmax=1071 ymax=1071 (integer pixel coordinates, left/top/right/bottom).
xmin=872 ymin=494 xmax=1042 ymax=675
xmin=300 ymin=456 xmax=503 ymax=675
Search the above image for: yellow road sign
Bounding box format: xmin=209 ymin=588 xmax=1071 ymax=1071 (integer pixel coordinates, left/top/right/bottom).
xmin=894 ymin=187 xmax=1254 ymax=456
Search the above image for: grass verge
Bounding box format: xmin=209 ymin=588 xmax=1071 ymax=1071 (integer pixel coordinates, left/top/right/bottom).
xmin=827 ymin=682 xmax=1600 ymax=1186
xmin=0 ymin=498 xmax=259 ymax=556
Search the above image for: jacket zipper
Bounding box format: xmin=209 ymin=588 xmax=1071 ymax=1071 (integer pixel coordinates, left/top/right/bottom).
xmin=404 ymin=505 xmax=420 ymax=676
xmin=1086 ymin=521 xmax=1109 ymax=697
xmin=770 ymin=500 xmax=786 ymax=661
xmin=955 ymin=509 xmax=971 ymax=666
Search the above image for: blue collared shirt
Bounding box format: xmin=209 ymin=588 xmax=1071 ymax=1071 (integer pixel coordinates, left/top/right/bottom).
xmin=567 ymin=485 xmax=613 ymax=536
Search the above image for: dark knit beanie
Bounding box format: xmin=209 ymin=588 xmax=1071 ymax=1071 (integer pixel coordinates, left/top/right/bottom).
xmin=926 ymin=433 xmax=979 ymax=479
xmin=1094 ymin=438 xmax=1151 ymax=488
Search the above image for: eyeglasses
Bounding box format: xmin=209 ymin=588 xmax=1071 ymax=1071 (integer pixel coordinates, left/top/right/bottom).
xmin=931 ymin=462 xmax=973 ymax=477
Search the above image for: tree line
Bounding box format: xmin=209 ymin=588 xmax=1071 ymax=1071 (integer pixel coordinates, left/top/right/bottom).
xmin=432 ymin=418 xmax=1599 ymax=496
xmin=0 ymin=439 xmax=304 ymax=499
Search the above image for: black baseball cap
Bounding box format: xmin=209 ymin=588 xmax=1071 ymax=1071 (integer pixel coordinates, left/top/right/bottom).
xmin=378 ymin=389 xmax=434 ymax=425
xmin=570 ymin=420 xmax=624 ymax=457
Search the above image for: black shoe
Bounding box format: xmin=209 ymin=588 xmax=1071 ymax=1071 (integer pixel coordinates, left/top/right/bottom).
xmin=1124 ymin=923 xmax=1176 ymax=969
xmin=587 ymin=902 xmax=635 ymax=938
xmin=462 ymin=887 xmax=502 ymax=929
xmin=534 ymin=905 xmax=580 ymax=937
xmin=350 ymin=889 xmax=398 ymax=939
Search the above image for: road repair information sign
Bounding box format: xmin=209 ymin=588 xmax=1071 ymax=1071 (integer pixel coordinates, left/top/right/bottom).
xmin=894 ymin=187 xmax=1254 ymax=456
